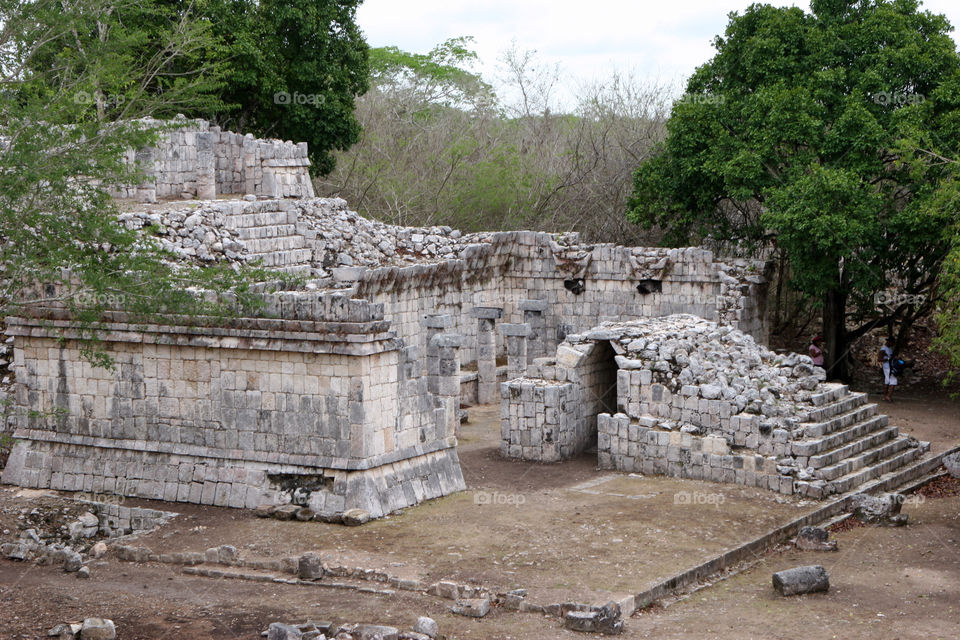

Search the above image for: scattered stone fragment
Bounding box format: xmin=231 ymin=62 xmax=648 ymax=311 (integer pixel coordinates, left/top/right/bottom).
xmin=254 ymin=504 xmax=277 ymax=518
xmin=47 ymin=622 xmax=82 ymax=639
xmin=943 ymin=452 xmax=960 ymax=479
xmin=772 ymin=565 xmax=830 ymax=596
xmin=295 ymin=507 xmax=315 ymax=522
xmin=62 ymin=549 xmax=83 ymax=573
xmin=79 ymin=618 xmax=116 ymax=640
xmin=273 ymin=505 xmax=300 ymax=521
xmin=217 ymin=544 xmax=239 ymax=563
xmin=851 ymin=493 xmax=908 ymax=526
xmin=563 ymin=601 xmax=623 ymax=635
xmin=341 ymin=509 xmax=371 ymax=526
xmin=411 ymin=616 xmax=438 ymax=639
xmin=451 ymin=597 xmax=490 ymax=618
xmin=1 ymin=542 xmax=30 ymax=561
xmin=795 ymin=526 xmax=838 ymax=551
xmin=267 ymin=622 xmax=303 ymax=640
xmin=297 ymin=552 xmax=325 ymax=580
xmin=89 ymin=542 xmax=108 ymax=559
xmin=77 ymin=566 xmax=91 ymax=579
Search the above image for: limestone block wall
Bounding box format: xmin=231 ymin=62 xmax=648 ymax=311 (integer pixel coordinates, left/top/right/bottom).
xmin=596 ymin=414 xmax=792 ymax=494
xmin=111 ymin=119 xmax=314 ymax=202
xmin=2 ymin=293 xmax=465 ymax=519
xmin=499 ymin=380 xmax=579 ymax=462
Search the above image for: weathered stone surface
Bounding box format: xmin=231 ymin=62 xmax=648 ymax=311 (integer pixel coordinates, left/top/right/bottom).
xmin=411 ymin=616 xmax=438 ymax=639
xmin=851 ymin=493 xmax=908 ymax=526
xmin=62 ymin=549 xmax=83 ymax=573
xmin=944 ymin=452 xmax=960 ymax=479
xmin=563 ymin=601 xmax=623 ymax=635
xmin=772 ymin=565 xmax=830 ymax=596
xmin=451 ymin=598 xmax=490 ymax=618
xmin=267 ymin=622 xmax=303 ymax=640
xmin=273 ymin=505 xmax=300 ymax=521
xmin=795 ymin=526 xmax=837 ymax=552
xmin=79 ymin=618 xmax=116 ymax=640
xmin=89 ymin=542 xmax=108 ymax=559
xmin=1 ymin=542 xmax=30 ymax=561
xmin=341 ymin=509 xmax=371 ymax=526
xmin=298 ymin=552 xmax=325 ymax=580
xmin=254 ymin=504 xmax=277 ymax=518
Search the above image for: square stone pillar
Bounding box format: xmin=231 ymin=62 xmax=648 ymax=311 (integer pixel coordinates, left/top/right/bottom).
xmin=134 ymin=146 xmax=157 ymax=203
xmin=470 ymin=306 xmax=503 ymax=404
xmin=500 ymin=323 xmax=531 ymax=380
xmin=196 ymin=132 xmax=216 ymax=200
xmin=519 ymin=299 xmax=549 ymax=361
xmin=431 ymin=333 xmax=464 ymax=438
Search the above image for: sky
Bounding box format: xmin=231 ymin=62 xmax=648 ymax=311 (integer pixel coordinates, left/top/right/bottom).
xmin=356 ymin=0 xmax=960 ymax=106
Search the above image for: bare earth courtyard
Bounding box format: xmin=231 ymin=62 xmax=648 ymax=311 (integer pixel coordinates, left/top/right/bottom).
xmin=1 ymin=394 xmax=957 ymax=639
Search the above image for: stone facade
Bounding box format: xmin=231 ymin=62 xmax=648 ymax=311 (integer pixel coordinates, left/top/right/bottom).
xmin=2 ymin=125 xmax=788 ymax=519
xmin=111 ymin=118 xmax=314 ymax=202
xmin=500 ymin=315 xmax=928 ymax=498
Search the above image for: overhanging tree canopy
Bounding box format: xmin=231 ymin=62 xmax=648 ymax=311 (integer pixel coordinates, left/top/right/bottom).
xmin=628 ymin=0 xmax=960 ymax=379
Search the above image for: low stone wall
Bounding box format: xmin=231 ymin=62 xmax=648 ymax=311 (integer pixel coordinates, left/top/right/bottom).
xmin=596 ymin=413 xmax=792 ymax=494
xmin=499 ymin=380 xmax=580 ymax=462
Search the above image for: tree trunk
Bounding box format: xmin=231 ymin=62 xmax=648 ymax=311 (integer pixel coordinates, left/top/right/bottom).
xmin=823 ymin=288 xmax=850 ymax=382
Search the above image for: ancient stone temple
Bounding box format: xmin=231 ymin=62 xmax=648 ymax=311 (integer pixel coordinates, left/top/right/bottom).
xmin=2 ymin=125 xmax=926 ymax=520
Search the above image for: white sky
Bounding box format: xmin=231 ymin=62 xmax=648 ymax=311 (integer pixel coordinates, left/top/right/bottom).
xmin=357 ymin=0 xmax=960 ymax=106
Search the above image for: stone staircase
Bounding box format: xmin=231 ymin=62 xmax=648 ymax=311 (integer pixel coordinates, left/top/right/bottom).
xmin=790 ymin=384 xmax=928 ymax=499
xmin=224 ymin=204 xmax=315 ymax=275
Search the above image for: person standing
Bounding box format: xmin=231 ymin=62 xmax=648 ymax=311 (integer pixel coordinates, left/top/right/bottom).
xmin=809 ymin=336 xmax=825 ymax=367
xmin=879 ymin=337 xmax=897 ymax=402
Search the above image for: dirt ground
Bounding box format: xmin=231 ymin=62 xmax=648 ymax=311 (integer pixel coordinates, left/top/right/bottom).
xmin=0 ymin=395 xmax=958 ymax=639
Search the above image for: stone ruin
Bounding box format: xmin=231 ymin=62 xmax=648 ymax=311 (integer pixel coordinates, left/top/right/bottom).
xmin=0 ymin=125 xmax=930 ymax=520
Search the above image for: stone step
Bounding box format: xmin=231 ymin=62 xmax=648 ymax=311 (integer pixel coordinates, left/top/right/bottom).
xmin=807 ymin=424 xmax=899 ymax=469
xmin=235 ymin=223 xmax=299 ymax=240
xmin=241 ymin=235 xmax=307 ymax=254
xmin=801 ymin=403 xmax=879 ymax=439
xmin=792 ymin=412 xmax=887 ymax=457
xmin=225 ymin=209 xmax=297 ymax=229
xmin=810 ymin=383 xmax=849 ymax=407
xmin=803 ymin=392 xmax=868 ymax=423
xmin=822 ymin=438 xmax=922 ymax=489
xmin=245 ymin=248 xmax=313 ymax=268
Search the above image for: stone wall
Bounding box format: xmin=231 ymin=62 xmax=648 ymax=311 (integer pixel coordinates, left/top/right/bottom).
xmin=111 ymin=118 xmax=314 ymax=202
xmin=2 ymin=296 xmax=466 ymax=519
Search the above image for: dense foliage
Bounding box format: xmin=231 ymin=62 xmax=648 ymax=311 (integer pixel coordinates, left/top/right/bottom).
xmin=628 ymin=0 xmax=960 ymax=379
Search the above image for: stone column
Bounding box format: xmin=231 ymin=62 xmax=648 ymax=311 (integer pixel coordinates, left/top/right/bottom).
xmin=520 ymin=299 xmax=549 ymax=361
xmin=432 ymin=333 xmax=464 ymax=438
xmin=471 ymin=306 xmax=503 ymax=404
xmin=196 ymin=132 xmax=216 ymax=200
xmin=500 ymin=323 xmax=531 ymax=380
xmin=134 ymin=146 xmax=157 ymax=203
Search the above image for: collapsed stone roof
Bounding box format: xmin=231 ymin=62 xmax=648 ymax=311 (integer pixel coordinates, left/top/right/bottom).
xmin=565 ymin=314 xmax=826 ymax=429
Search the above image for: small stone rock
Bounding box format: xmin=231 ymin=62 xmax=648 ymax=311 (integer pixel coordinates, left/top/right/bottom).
xmin=795 ymin=526 xmax=838 ymax=552
xmin=341 ymin=508 xmax=370 ymax=526
xmin=295 ymin=507 xmax=315 ymax=522
xmin=89 ymin=542 xmax=108 ymax=559
xmin=79 ymin=618 xmax=115 ymax=640
xmin=451 ymin=597 xmax=490 ymax=618
xmin=297 ymin=552 xmax=325 ymax=580
xmin=1 ymin=542 xmax=30 ymax=561
xmin=63 ymin=549 xmax=83 ymax=573
xmin=254 ymin=504 xmax=276 ymax=518
xmin=273 ymin=504 xmax=300 ymax=521
xmin=267 ymin=622 xmax=303 ymax=640
xmin=563 ymin=601 xmax=623 ymax=635
xmin=772 ymin=565 xmax=830 ymax=596
xmin=412 ymin=616 xmax=438 ymax=638
xmin=77 ymin=566 xmax=91 ymax=579
xmin=217 ymin=545 xmax=239 ymax=564
xmin=851 ymin=493 xmax=908 ymax=526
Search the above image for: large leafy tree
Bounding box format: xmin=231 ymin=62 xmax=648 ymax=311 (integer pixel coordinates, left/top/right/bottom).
xmin=628 ymin=0 xmax=960 ymax=380
xmin=1 ymin=0 xmax=261 ymax=362
xmin=198 ymin=0 xmax=369 ymax=175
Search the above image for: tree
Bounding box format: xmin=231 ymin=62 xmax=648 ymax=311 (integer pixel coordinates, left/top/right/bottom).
xmin=628 ymin=0 xmax=960 ymax=380
xmin=198 ymin=0 xmax=369 ymax=175
xmin=1 ymin=0 xmax=260 ymax=365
